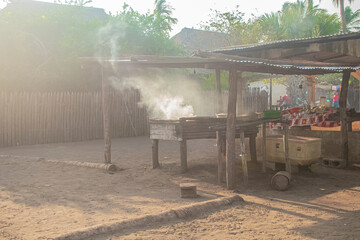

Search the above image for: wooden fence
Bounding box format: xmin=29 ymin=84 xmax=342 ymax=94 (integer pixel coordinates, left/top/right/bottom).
xmin=0 ymin=91 xmax=148 ymax=148
xmin=191 ymin=89 xmax=268 ymax=116
xmin=0 ymin=89 xmax=267 ymax=148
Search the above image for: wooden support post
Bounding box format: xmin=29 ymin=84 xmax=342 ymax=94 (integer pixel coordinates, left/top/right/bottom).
xmin=225 ymin=69 xmax=238 ymax=189
xmin=269 ymin=77 xmax=273 ymax=110
xmin=283 ymin=123 xmax=291 ymax=178
xmin=152 ymin=139 xmax=159 ymax=168
xmin=348 ymin=121 xmax=353 ymax=132
xmin=340 ymin=70 xmax=351 ymax=167
xmin=216 ymin=69 xmax=223 ymax=113
xmin=262 ymin=122 xmax=267 ymax=173
xmin=101 ymin=65 xmax=112 ymax=164
xmin=305 ymin=76 xmax=316 ymax=106
xmin=350 ymin=70 xmax=360 ymax=111
xmin=240 ymin=130 xmax=248 ymax=185
xmin=236 ymin=73 xmax=243 ymax=115
xmin=249 ymin=135 xmax=257 ymax=163
xmin=311 ymin=76 xmax=316 ymax=105
xmin=216 ymin=131 xmax=223 ymax=183
xmin=180 ymin=140 xmax=187 ymax=173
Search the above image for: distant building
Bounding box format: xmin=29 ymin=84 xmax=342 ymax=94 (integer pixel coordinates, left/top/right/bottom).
xmin=172 ymin=28 xmax=230 ymax=55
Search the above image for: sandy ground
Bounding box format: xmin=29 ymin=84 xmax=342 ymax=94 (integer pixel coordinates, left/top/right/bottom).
xmin=0 ymin=136 xmax=360 ymax=239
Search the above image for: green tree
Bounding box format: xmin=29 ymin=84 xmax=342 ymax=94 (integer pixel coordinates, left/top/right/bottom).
xmin=258 ymin=0 xmax=341 ymax=41
xmin=201 ymin=6 xmax=263 ymax=45
xmin=154 ymin=0 xmax=178 ymax=34
xmin=99 ymin=3 xmax=182 ymax=56
xmin=344 ymin=6 xmax=360 ymax=32
xmin=0 ymin=1 xmax=183 ymax=91
xmin=329 ymin=0 xmax=354 ymax=33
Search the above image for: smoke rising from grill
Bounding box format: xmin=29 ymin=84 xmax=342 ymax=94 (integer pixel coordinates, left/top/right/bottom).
xmin=97 ymin=22 xmax=215 ymax=119
xmin=110 ymin=71 xmax=202 ymax=119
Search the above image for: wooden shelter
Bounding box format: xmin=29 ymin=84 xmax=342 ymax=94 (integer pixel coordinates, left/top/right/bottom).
xmin=81 ymin=32 xmax=360 ymax=189
xmin=207 ymin=32 xmax=360 ymax=170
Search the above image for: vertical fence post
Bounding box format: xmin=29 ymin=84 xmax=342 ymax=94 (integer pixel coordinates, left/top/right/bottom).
xmin=102 ymin=65 xmax=112 ymax=164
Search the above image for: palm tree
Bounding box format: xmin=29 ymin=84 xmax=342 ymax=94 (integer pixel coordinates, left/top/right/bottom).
xmin=344 ymin=6 xmax=360 ymax=32
xmin=318 ymin=0 xmax=354 ymax=33
xmin=258 ymin=12 xmax=284 ymax=41
xmin=334 ymin=0 xmax=355 ymax=32
xmin=258 ymin=0 xmax=341 ymax=41
xmin=154 ymin=0 xmax=178 ymax=32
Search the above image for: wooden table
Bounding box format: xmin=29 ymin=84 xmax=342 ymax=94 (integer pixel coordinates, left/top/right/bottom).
xmin=149 ymin=117 xmax=259 ymax=173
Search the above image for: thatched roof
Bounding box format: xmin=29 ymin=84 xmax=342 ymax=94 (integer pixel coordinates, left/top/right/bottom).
xmin=172 ymin=28 xmax=230 ymax=54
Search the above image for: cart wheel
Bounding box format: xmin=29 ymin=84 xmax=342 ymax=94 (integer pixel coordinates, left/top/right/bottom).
xmin=271 ymin=171 xmax=290 ymax=191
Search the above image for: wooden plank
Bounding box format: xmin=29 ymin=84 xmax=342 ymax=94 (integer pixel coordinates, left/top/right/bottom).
xmin=340 ymin=70 xmax=351 ymax=166
xmin=225 ymin=69 xmax=238 ymax=189
xmin=180 ymin=140 xmax=187 ymax=173
xmin=152 ymin=139 xmax=160 ymax=169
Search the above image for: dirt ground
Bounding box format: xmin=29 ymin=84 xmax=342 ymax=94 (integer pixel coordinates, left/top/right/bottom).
xmin=0 ymin=137 xmax=360 ymax=240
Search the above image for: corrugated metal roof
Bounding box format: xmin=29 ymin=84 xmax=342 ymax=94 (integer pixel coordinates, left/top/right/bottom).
xmin=80 ymin=54 xmax=360 ymax=75
xmin=210 ymin=31 xmax=360 ymax=53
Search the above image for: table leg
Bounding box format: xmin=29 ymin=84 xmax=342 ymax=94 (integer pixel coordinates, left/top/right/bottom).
xmin=262 ymin=123 xmax=267 ymax=173
xmin=240 ymin=130 xmax=248 ymax=185
xmin=152 ymin=139 xmax=159 ymax=169
xmin=249 ymin=135 xmax=257 ymax=163
xmin=216 ymin=131 xmax=223 ymax=183
xmin=180 ymin=140 xmax=188 ymax=173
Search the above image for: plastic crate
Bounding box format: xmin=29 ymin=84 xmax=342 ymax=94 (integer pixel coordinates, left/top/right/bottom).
xmin=264 ymin=110 xmax=281 ymax=119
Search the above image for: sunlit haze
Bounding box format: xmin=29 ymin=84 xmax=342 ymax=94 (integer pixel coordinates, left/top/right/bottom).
xmin=1 ymin=0 xmax=359 ymax=36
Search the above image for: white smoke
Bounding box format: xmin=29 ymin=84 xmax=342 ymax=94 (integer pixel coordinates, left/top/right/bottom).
xmin=110 ymin=73 xmax=196 ymax=119
xmin=97 ymin=21 xmax=215 ymax=120
xmin=154 ymin=95 xmax=194 ymax=119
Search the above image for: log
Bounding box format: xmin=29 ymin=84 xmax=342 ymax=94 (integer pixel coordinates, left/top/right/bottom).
xmin=180 ymin=140 xmax=187 ymax=173
xmin=44 ymin=159 xmax=117 ymax=172
xmin=271 ymin=171 xmax=290 ymax=191
xmin=225 ymin=69 xmax=238 ymax=189
xmin=340 ymin=71 xmax=351 ymax=167
xmin=152 ymin=139 xmax=160 ymax=169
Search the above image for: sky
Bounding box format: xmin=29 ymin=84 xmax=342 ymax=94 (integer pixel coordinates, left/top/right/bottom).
xmin=1 ymin=0 xmax=360 ymax=36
